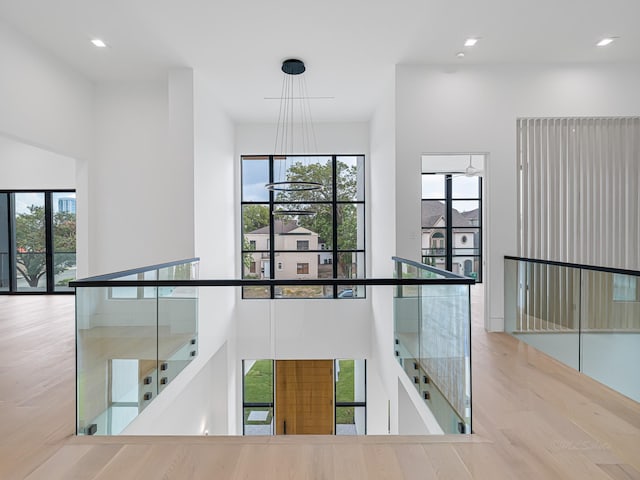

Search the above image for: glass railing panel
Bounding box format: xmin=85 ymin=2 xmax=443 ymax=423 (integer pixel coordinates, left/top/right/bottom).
xmin=76 ymin=285 xmax=158 ymax=435
xmin=393 ymin=276 xmax=420 ymax=389
xmin=580 ymin=270 xmax=640 ymax=402
xmin=419 ymin=282 xmax=471 ymax=433
xmin=504 ymin=259 xmax=580 ymax=370
xmin=157 ymin=284 xmax=198 ymax=393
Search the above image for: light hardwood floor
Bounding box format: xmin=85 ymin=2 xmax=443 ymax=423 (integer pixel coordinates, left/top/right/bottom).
xmin=1 ymin=294 xmax=639 ymax=479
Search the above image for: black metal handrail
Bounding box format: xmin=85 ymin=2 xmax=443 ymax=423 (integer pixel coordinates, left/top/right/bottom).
xmin=69 ymin=257 xmax=200 ymax=285
xmin=392 ymin=256 xmax=474 ymax=281
xmin=70 ymin=257 xmax=475 ymax=287
xmin=504 ymin=256 xmax=640 ymax=277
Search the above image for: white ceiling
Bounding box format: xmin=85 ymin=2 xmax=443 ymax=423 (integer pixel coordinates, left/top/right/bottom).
xmin=1 ymin=0 xmax=639 ymax=122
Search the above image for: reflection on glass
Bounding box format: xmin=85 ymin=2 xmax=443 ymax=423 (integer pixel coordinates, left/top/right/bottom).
xmin=15 ymin=192 xmax=46 ymax=291
xmin=52 ymin=192 xmax=76 ymax=291
xmin=421 ymin=174 xmax=445 ymax=199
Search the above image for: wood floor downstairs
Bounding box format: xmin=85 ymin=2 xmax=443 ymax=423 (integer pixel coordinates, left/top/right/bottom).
xmin=0 ymin=295 xmax=639 ymax=479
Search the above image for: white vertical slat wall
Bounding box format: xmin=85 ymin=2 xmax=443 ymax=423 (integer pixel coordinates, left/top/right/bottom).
xmin=517 ymin=117 xmax=640 ymax=271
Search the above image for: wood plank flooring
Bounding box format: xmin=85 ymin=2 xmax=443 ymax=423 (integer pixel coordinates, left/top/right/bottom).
xmin=1 ymin=294 xmax=639 ymax=479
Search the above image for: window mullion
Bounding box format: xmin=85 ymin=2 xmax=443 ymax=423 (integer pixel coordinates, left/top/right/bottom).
xmin=332 ymin=155 xmax=338 ymax=298
xmin=445 ymin=175 xmax=453 ymax=272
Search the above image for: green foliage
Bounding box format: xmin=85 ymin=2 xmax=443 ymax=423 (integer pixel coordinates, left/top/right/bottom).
xmin=242 ymin=204 xmax=270 ymax=233
xmin=15 ymin=205 xmax=76 ymax=287
xmin=335 ymin=360 xmax=355 ymax=424
xmin=276 ymin=160 xmax=359 ymax=278
xmin=243 ymin=360 xmax=273 ymax=404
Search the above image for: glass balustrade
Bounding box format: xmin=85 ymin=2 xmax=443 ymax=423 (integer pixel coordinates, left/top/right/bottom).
xmin=393 ymin=257 xmax=473 ymax=434
xmin=73 ymin=258 xmax=199 ymax=435
xmin=74 ymin=257 xmax=473 ymax=436
xmin=505 ymin=257 xmax=640 ymax=403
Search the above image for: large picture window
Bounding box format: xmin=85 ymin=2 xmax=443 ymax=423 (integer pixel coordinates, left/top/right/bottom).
xmin=0 ymin=190 xmax=76 ymax=294
xmin=421 ymin=157 xmax=483 ymax=282
xmin=241 ymin=155 xmax=365 ymax=299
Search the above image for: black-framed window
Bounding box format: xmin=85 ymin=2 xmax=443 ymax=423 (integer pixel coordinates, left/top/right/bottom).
xmin=241 ymin=359 xmax=366 ymax=436
xmin=421 ymin=174 xmax=482 ymax=282
xmin=0 ymin=190 xmax=76 ymax=294
xmin=241 ymin=155 xmax=365 ymax=299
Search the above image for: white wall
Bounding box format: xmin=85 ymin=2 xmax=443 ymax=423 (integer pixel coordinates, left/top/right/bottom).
xmin=235 ymin=122 xmax=369 ymax=158
xmin=0 ymin=19 xmax=93 ymax=162
xmin=0 ymin=135 xmax=75 ymax=189
xmin=193 ymin=70 xmax=237 ymax=433
xmin=368 ymin=78 xmax=400 ymax=434
xmin=123 ymin=342 xmax=229 ymax=435
xmin=89 ymin=73 xmax=195 ymax=276
xmin=396 ymin=64 xmax=640 ymax=331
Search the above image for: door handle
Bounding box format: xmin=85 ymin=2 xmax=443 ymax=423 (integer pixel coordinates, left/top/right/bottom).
xmin=283 ymin=420 xmax=286 ymax=435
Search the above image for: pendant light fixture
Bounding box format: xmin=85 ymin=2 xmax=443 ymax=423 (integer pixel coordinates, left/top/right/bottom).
xmin=265 ymin=58 xmax=322 ymax=194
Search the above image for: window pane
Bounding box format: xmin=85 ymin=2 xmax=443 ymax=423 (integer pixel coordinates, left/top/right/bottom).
xmin=271 ymin=205 xmax=332 ymax=250
xmin=452 ymin=256 xmax=481 ymax=280
xmin=336 ymin=406 xmax=365 ymax=435
xmin=452 ymin=228 xmax=480 ymax=255
xmin=421 ymin=228 xmax=446 ymax=256
xmin=244 ymin=407 xmax=274 ymax=435
xmin=243 ymin=359 xmax=273 ymax=403
xmin=242 ymin=157 xmax=269 ymax=202
xmin=452 ymin=175 xmax=480 ymax=198
xmin=15 ymin=193 xmax=46 ymax=291
xmin=452 ymin=200 xmax=480 ymax=226
xmin=274 ymin=252 xmax=331 ymax=298
xmin=337 ymin=203 xmax=364 ymax=250
xmin=337 ymin=156 xmax=364 ymax=201
xmin=0 ymin=193 xmax=9 ymax=291
xmin=242 ymin=204 xmax=270 ymax=235
xmin=273 ymin=156 xmax=333 ymax=202
xmin=335 ymin=359 xmax=366 ymax=403
xmin=52 ymin=192 xmax=76 ymax=292
xmin=421 ymin=200 xmax=447 ymax=228
xmin=422 ymin=174 xmax=445 ymax=199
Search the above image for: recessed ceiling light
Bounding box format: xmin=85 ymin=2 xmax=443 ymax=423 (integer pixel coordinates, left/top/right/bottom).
xmin=464 ymin=38 xmax=478 ymax=47
xmin=456 ymin=52 xmax=465 ymax=58
xmin=91 ymin=39 xmax=107 ymax=48
xmin=596 ymin=37 xmax=617 ymax=47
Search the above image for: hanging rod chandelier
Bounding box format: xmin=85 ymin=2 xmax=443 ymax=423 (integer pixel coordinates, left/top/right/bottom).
xmin=265 ymin=58 xmax=322 ymax=193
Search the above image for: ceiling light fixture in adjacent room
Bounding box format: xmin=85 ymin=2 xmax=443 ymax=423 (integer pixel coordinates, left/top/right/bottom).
xmin=456 ymin=52 xmax=465 ymax=58
xmin=596 ymin=37 xmax=617 ymax=47
xmin=265 ymin=58 xmax=322 ymax=193
xmin=91 ymin=39 xmax=107 ymax=48
xmin=464 ymin=38 xmax=478 ymax=47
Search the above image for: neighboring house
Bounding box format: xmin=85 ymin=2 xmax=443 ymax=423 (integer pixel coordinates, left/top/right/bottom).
xmin=245 ymin=220 xmax=319 ymax=279
xmin=421 ymin=202 xmax=479 ymax=277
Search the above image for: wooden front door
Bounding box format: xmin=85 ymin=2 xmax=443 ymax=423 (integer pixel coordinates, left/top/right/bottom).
xmin=275 ymin=360 xmax=334 ymax=435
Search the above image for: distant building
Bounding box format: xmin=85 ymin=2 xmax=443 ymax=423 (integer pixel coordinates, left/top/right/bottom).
xmin=244 ymin=220 xmax=320 ymax=279
xmin=58 ymin=197 xmax=76 ymax=214
xmin=421 ymin=201 xmax=479 ymax=277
